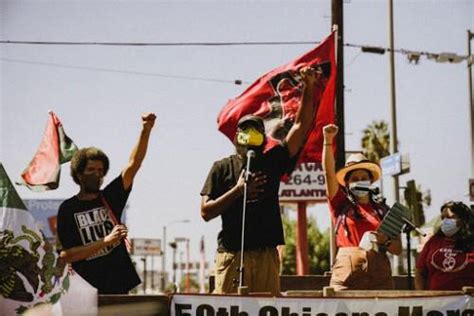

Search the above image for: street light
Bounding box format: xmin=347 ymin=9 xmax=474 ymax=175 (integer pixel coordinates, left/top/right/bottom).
xmin=161 ymin=219 xmax=190 ymax=292
xmin=174 ymin=237 xmax=190 ymax=292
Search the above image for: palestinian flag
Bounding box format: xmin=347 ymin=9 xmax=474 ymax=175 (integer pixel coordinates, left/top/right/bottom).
xmin=18 ymin=111 xmax=78 ymax=191
xmin=0 ymin=163 xmax=68 ymax=315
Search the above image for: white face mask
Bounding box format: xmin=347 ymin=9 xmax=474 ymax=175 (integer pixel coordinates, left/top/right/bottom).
xmin=440 ymin=218 xmax=460 ymax=237
xmin=349 ymin=180 xmax=371 ymax=197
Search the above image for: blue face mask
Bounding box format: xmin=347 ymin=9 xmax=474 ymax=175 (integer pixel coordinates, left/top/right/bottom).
xmin=440 ymin=218 xmax=460 ymax=237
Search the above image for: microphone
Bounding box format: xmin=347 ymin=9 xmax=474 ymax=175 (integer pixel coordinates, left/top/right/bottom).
xmin=349 ymin=182 xmax=380 ymax=195
xmin=245 ymin=150 xmax=255 ymax=182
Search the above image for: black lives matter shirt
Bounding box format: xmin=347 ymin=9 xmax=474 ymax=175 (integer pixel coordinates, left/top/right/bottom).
xmin=201 ymin=143 xmax=292 ymax=252
xmin=57 ymin=175 xmax=140 ymax=294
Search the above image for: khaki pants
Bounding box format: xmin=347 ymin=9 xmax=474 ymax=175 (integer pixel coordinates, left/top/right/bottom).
xmin=329 ymin=247 xmax=394 ymax=291
xmin=213 ymin=248 xmax=280 ymax=295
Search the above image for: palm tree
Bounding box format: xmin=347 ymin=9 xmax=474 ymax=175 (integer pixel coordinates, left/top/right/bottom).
xmin=361 ymin=120 xmax=390 ymax=164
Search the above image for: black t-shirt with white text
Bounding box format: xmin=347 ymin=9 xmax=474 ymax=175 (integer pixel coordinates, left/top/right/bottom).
xmin=57 ymin=175 xmax=140 ymax=294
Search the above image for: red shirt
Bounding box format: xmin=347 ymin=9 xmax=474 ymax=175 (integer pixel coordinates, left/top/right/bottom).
xmin=416 ymin=234 xmax=474 ymax=290
xmin=328 ymin=186 xmax=383 ymax=247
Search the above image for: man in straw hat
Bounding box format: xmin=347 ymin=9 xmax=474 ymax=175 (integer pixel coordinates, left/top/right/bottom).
xmin=322 ymin=124 xmax=402 ymax=290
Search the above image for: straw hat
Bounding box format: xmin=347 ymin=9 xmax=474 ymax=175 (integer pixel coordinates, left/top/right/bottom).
xmin=336 ymin=153 xmax=381 ymax=186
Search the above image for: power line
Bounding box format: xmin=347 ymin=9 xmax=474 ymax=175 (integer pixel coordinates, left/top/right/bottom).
xmin=1 ymin=39 xmax=469 ymax=62
xmin=0 ymin=40 xmax=319 ymax=46
xmin=1 ymin=40 xmax=469 ymax=85
xmin=0 ymin=57 xmax=249 ymax=85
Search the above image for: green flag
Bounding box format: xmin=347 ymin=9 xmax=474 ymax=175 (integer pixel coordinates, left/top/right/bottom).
xmin=0 ymin=163 xmax=68 ymax=315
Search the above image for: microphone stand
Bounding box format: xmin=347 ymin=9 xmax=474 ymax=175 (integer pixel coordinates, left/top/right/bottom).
xmin=400 ymin=216 xmax=426 ymax=290
xmin=238 ymin=150 xmax=255 ymax=295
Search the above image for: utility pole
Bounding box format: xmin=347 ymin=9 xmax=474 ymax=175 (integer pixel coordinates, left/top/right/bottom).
xmin=388 ymin=0 xmax=400 ymax=203
xmin=161 ymin=219 xmax=189 ymax=292
xmin=161 ymin=226 xmax=167 ymax=292
xmin=388 ymin=0 xmax=403 ymax=275
xmin=331 ymin=0 xmax=344 ymax=267
xmin=332 ymin=0 xmax=345 ymax=171
xmin=185 ymin=239 xmax=190 ymax=292
xmin=468 ymin=30 xmax=474 ymax=180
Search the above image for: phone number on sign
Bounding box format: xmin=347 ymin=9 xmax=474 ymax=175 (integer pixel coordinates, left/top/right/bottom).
xmin=283 ymin=174 xmax=325 ymax=186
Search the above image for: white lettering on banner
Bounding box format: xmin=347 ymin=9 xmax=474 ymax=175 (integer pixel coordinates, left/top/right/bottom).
xmin=170 ymin=294 xmax=474 ymax=316
xmin=279 ymin=162 xmax=326 ymax=202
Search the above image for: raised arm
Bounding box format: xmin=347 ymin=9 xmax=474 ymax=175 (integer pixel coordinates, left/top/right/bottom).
xmin=285 ymin=67 xmax=319 ymax=158
xmin=122 ymin=113 xmax=156 ymax=190
xmin=322 ymin=124 xmax=339 ymax=199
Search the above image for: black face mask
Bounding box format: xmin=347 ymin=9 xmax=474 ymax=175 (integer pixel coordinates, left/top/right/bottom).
xmin=81 ymin=173 xmax=102 ymax=193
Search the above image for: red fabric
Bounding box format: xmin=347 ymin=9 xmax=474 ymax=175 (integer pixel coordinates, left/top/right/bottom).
xmin=19 ymin=111 xmax=77 ymax=191
xmin=100 ymin=194 xmax=131 ymax=252
xmin=20 ymin=112 xmax=61 ymax=189
xmin=329 ymin=187 xmax=382 ymax=247
xmin=217 ymin=32 xmax=336 ymax=163
xmin=416 ymin=234 xmax=474 ymax=290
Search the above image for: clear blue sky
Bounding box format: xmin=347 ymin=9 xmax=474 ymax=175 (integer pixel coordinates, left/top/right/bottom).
xmin=1 ymin=0 xmax=473 ymax=274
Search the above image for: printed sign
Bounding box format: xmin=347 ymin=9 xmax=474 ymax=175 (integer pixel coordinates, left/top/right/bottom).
xmin=380 ymin=153 xmax=402 ymax=176
xmin=279 ymin=163 xmax=326 ymax=202
xmin=24 ymin=199 xmax=63 ymax=238
xmin=171 ymin=294 xmax=474 ymax=316
xmin=132 ymin=238 xmax=162 ymax=256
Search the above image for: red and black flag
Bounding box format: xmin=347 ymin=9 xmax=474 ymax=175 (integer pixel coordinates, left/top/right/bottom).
xmin=217 ymin=31 xmax=336 ymax=162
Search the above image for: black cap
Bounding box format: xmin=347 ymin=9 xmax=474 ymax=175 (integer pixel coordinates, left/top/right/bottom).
xmin=237 ymin=115 xmax=265 ymax=134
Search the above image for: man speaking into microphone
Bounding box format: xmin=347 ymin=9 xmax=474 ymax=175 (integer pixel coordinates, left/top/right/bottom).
xmin=200 ymin=67 xmax=318 ymax=295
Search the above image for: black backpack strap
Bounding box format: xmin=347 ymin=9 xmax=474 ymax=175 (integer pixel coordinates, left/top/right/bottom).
xmin=334 ymin=189 xmax=358 ymax=242
xmin=370 ymin=197 xmax=390 ymax=221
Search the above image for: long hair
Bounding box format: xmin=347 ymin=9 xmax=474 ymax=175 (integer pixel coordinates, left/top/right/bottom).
xmin=438 ymin=201 xmax=474 ymax=252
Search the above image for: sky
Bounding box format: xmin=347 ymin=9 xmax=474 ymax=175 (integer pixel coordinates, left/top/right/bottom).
xmin=1 ymin=0 xmax=473 ymax=280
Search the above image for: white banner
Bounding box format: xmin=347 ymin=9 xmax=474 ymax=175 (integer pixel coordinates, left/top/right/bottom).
xmin=170 ymin=294 xmax=474 ymax=316
xmin=279 ymin=163 xmax=326 ymax=202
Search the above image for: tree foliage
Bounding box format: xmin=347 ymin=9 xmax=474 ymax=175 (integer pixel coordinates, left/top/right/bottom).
xmin=361 ymin=120 xmax=429 ymax=230
xmin=361 ymin=120 xmax=390 ymax=164
xmin=281 ymin=216 xmax=330 ymax=275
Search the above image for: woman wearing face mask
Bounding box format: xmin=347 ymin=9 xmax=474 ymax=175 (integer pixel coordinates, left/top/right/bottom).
xmin=322 ymin=124 xmax=402 ymax=291
xmin=415 ymin=201 xmax=474 ymax=290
